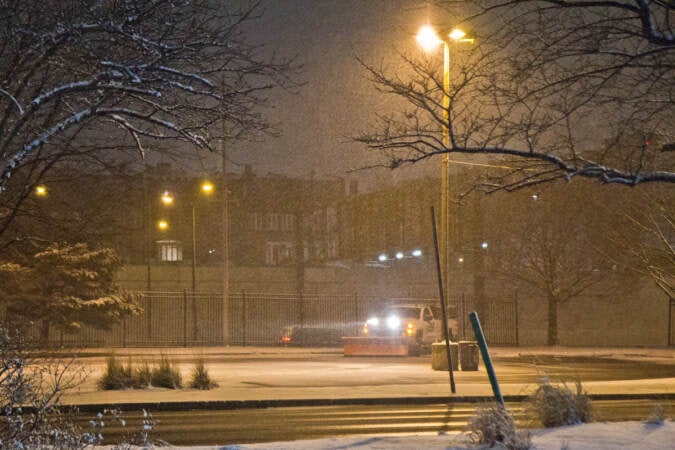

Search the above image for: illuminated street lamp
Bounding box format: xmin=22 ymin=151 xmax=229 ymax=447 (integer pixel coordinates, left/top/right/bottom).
xmin=201 ymin=180 xmax=214 ymax=195
xmin=157 ymin=219 xmax=169 ymax=231
xmin=417 ymin=23 xmax=473 ymax=305
xmin=161 ymin=191 xmax=174 ymax=206
xmin=35 ymin=185 xmax=48 ymax=197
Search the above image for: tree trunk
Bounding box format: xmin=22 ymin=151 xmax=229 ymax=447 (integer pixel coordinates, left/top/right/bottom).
xmin=39 ymin=319 xmax=50 ymax=347
xmin=547 ymin=294 xmax=559 ymax=346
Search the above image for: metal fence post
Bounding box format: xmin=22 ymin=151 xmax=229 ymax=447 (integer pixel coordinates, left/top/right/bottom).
xmin=192 ymin=290 xmax=198 ymax=343
xmin=668 ymin=298 xmax=673 ymax=347
xmin=183 ymin=289 xmax=188 ymax=347
xmin=146 ymin=293 xmax=153 ymax=341
xmin=514 ymin=291 xmax=520 ymax=346
xmin=242 ymin=291 xmax=247 ymax=347
xmin=298 ymin=291 xmax=305 ymax=328
xmin=353 ymin=293 xmax=359 ymax=335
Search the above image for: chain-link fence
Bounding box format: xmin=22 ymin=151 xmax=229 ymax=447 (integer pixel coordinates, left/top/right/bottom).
xmin=8 ymin=291 xmax=518 ymax=347
xmin=670 ymin=298 xmax=675 ymax=347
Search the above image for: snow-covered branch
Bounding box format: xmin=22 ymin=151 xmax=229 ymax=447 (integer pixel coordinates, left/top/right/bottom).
xmin=0 ymin=0 xmax=295 ymax=180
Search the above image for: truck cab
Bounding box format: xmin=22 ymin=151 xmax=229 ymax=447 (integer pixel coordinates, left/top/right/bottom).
xmin=362 ymin=303 xmax=458 ymax=354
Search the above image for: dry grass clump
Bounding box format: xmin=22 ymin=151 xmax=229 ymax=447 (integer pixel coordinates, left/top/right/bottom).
xmin=99 ymin=354 xmax=183 ymax=390
xmin=98 ymin=356 xmax=142 ymax=390
xmin=150 ymin=355 xmax=182 ymax=389
xmin=189 ymin=358 xmax=218 ymax=390
xmin=528 ymin=378 xmax=592 ymax=427
xmin=467 ymin=403 xmax=531 ymax=450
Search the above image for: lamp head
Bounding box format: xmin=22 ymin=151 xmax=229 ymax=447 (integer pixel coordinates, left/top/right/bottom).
xmin=417 ymin=25 xmax=442 ymax=52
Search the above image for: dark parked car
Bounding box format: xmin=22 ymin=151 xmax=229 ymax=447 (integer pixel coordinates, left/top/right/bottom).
xmin=279 ymin=325 xmax=343 ymax=347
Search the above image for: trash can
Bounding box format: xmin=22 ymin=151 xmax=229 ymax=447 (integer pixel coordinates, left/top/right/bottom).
xmin=459 ymin=340 xmax=479 ymax=371
xmin=431 ymin=341 xmax=459 ymax=371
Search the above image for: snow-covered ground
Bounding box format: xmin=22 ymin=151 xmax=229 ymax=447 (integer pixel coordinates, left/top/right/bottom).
xmin=179 ymin=421 xmax=675 ymax=449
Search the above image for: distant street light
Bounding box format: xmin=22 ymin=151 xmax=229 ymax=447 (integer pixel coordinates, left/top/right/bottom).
xmin=417 ymin=23 xmax=474 ymax=306
xmin=35 ymin=185 xmax=48 ymax=197
xmin=157 ymin=219 xmax=169 ymax=231
xmin=201 ymin=180 xmax=214 ymax=195
xmin=161 ymin=191 xmax=174 ymax=206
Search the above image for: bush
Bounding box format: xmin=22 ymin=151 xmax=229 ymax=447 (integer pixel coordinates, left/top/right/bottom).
xmin=528 ymin=378 xmax=593 ymax=427
xmin=98 ymin=356 xmax=142 ymax=390
xmin=467 ymin=403 xmax=531 ymax=450
xmin=189 ymin=359 xmax=218 ymax=390
xmin=0 ymin=328 xmax=166 ymax=448
xmin=0 ymin=328 xmax=98 ymax=448
xmin=151 ymin=355 xmax=182 ymax=389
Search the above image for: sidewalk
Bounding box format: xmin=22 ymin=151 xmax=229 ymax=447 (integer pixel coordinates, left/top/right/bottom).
xmin=57 ymin=345 xmax=675 ymax=408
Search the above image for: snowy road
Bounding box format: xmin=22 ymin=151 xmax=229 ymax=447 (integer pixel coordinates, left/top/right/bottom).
xmin=81 ymin=399 xmax=674 ymax=446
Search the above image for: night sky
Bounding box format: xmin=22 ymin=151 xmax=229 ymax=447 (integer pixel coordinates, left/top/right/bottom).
xmin=201 ymin=0 xmax=449 ymax=192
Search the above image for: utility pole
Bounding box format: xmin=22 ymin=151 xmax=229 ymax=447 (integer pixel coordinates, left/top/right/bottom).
xmin=221 ymin=101 xmax=230 ymax=346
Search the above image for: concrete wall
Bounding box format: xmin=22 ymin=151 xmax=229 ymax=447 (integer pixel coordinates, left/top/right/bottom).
xmin=514 ymin=283 xmax=670 ymax=347
xmin=116 ymin=261 xmax=441 ymax=298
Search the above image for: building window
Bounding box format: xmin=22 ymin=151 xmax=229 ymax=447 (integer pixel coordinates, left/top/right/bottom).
xmin=157 ymin=240 xmax=182 ymax=262
xmin=326 ymin=207 xmax=338 ymax=232
xmin=281 ymin=214 xmax=295 ymax=231
xmin=266 ymin=213 xmax=279 ymax=230
xmin=248 ymin=213 xmax=263 ymax=230
xmin=266 ymin=241 xmax=293 ymax=265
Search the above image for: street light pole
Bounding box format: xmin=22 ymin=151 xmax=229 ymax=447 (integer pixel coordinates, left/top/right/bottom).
xmin=190 ymin=180 xmax=214 ymax=343
xmin=441 ymin=40 xmax=451 ymax=308
xmin=418 ymin=24 xmax=473 ymax=325
xmin=221 ymin=121 xmax=229 ymax=346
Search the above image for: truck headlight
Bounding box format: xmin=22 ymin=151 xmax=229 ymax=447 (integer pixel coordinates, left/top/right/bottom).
xmin=366 ymin=317 xmax=379 ymax=327
xmin=386 ymin=315 xmax=401 ymax=330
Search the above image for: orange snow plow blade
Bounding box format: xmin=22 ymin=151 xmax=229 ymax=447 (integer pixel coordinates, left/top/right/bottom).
xmin=343 ymin=336 xmax=408 ymax=356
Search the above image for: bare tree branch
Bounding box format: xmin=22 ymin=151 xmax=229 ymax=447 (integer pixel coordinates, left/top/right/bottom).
xmin=356 ymin=0 xmax=674 ymax=189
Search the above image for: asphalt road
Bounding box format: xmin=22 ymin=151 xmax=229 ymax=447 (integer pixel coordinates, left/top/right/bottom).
xmin=78 ymin=399 xmax=675 ymax=446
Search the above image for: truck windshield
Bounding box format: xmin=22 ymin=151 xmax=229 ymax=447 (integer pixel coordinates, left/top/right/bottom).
xmin=385 ymin=307 xmax=419 ymax=319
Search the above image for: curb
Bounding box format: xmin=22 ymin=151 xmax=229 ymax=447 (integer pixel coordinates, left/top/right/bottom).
xmin=66 ymin=392 xmax=675 ymax=413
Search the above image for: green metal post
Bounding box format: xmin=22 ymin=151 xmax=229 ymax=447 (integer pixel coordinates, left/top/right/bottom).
xmin=469 ymin=311 xmax=503 ymax=406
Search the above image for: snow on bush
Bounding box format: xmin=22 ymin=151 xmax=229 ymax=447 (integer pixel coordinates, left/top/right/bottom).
xmin=467 ymin=403 xmax=531 ymax=450
xmin=528 ymin=378 xmax=593 ymax=427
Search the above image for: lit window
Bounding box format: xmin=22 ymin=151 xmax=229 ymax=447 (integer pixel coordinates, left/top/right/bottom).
xmin=157 ymin=240 xmax=182 ymax=262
